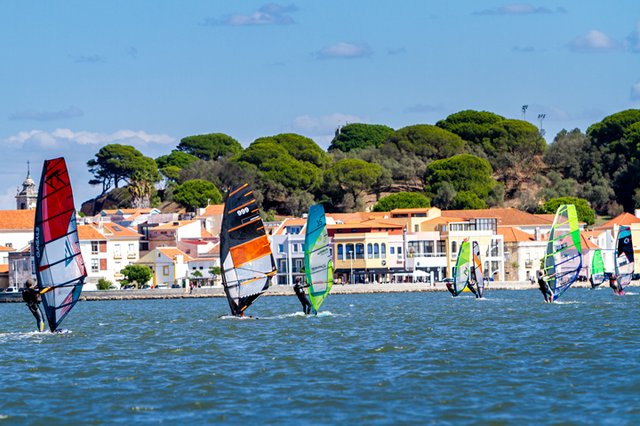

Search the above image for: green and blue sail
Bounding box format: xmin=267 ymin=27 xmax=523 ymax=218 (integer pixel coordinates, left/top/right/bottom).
xmin=304 ymin=204 xmax=333 ymax=312
xmin=614 ymin=225 xmax=634 ymax=291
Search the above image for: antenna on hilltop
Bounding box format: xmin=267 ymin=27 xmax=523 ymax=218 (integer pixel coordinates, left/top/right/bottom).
xmin=521 ymin=105 xmax=528 ymax=121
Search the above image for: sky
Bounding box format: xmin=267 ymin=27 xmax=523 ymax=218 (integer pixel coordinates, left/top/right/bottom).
xmin=1 ymin=1 xmax=638 ymax=209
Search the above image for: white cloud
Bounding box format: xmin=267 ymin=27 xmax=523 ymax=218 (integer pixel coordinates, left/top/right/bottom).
xmin=631 ymin=81 xmax=640 ymax=101
xmin=314 ymin=42 xmax=372 ymax=59
xmin=569 ymin=30 xmax=620 ymax=52
xmin=204 ymin=3 xmax=297 ymax=26
xmin=4 ymin=128 xmax=175 ymax=149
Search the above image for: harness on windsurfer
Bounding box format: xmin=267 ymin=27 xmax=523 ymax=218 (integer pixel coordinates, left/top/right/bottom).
xmin=537 ymin=270 xmax=553 ymax=303
xmin=294 ymin=278 xmax=313 ymax=314
xmin=22 ymin=279 xmax=51 ymax=332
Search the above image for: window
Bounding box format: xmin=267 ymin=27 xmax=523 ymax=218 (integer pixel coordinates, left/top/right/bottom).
xmin=278 ymin=244 xmax=285 ymax=254
xmin=437 ymin=241 xmax=446 ymax=255
xmin=390 ymin=247 xmax=395 ymax=255
xmin=91 ymin=241 xmax=99 ymax=254
xmin=367 ymin=243 xmax=373 ymax=259
xmin=91 ymin=259 xmax=99 ymax=273
xmin=163 ymin=265 xmax=170 ymax=275
xmin=337 ymin=244 xmax=344 ymax=260
xmin=292 ymin=244 xmax=299 ymax=253
xmin=373 ymin=243 xmax=380 ymax=259
xmin=425 ymin=241 xmax=434 ymax=255
xmin=451 ymin=241 xmax=458 ymax=254
xmin=346 ymin=244 xmax=354 ymax=260
xmin=381 ymin=243 xmax=386 ymax=258
xmin=414 ymin=224 xmax=419 ymax=232
xmin=355 ymin=243 xmax=364 ymax=259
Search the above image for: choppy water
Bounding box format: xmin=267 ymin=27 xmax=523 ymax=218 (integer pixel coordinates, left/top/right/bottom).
xmin=1 ymin=288 xmax=639 ymax=425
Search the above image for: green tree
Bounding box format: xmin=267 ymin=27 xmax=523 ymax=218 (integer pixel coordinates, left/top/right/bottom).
xmin=97 ymin=278 xmax=113 ymax=290
xmin=328 ymin=123 xmax=395 ymax=152
xmin=173 ymin=179 xmax=223 ymax=211
xmin=424 ymin=154 xmax=503 ymax=208
xmin=384 ymin=124 xmax=465 ymax=163
xmin=87 ymin=144 xmax=158 ymax=195
xmin=372 ymin=192 xmax=431 ymax=212
xmin=452 ymin=191 xmax=486 ymax=210
xmin=177 ymin=133 xmax=242 ymax=160
xmin=156 ymin=150 xmax=199 ymax=169
xmin=324 ymin=159 xmax=384 ymax=211
xmin=121 ymin=264 xmax=153 ymax=288
xmin=536 ymin=197 xmax=596 ymax=226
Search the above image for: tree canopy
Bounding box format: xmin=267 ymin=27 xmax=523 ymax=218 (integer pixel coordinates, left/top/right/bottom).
xmin=172 ymin=179 xmax=223 ymax=211
xmin=177 ymin=133 xmax=242 ymax=160
xmin=87 ymin=144 xmax=159 ymax=195
xmin=120 ymin=264 xmax=153 ymax=288
xmin=372 ymin=192 xmax=430 ymax=212
xmin=328 ymin=123 xmax=395 ymax=152
xmin=425 ymin=154 xmax=502 ymax=209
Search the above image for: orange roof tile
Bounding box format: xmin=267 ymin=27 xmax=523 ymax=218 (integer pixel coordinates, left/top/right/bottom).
xmin=0 ymin=245 xmax=15 ymax=252
xmin=0 ymin=210 xmax=35 ymax=230
xmin=580 ymin=233 xmax=600 ymax=250
xmin=157 ymin=247 xmax=193 ymax=262
xmin=442 ymin=208 xmax=554 ymax=227
xmin=597 ymin=212 xmax=640 ymax=229
xmin=200 ymin=204 xmax=224 ymax=216
xmin=102 ymin=222 xmax=142 ymax=238
xmin=497 ymin=227 xmax=536 ymax=243
xmin=78 ymin=225 xmax=106 ymax=240
xmin=154 ymin=220 xmax=197 ymax=230
xmin=0 ymin=265 xmax=8 ymax=273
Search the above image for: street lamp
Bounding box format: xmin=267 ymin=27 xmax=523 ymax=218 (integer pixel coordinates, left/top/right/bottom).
xmin=349 ymin=251 xmax=354 ymax=284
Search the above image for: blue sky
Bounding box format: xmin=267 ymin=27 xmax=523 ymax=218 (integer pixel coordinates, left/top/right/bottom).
xmin=1 ymin=1 xmax=638 ymax=209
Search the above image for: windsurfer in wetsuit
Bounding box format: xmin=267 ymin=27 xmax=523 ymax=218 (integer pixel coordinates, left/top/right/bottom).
xmin=467 ymin=274 xmax=480 ymax=298
xmin=445 ymin=281 xmax=456 ymax=296
xmin=294 ymin=277 xmax=313 ymax=314
xmin=22 ymin=279 xmax=51 ymax=332
xmin=537 ymin=269 xmax=553 ymax=303
xmin=608 ymin=273 xmax=623 ymax=295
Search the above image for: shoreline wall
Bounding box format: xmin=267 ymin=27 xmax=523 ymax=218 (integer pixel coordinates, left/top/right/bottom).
xmin=0 ymin=280 xmax=620 ymax=303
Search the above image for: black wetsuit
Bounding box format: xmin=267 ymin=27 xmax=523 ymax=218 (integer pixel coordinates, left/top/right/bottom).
xmin=22 ymin=287 xmax=45 ymax=331
xmin=467 ymin=279 xmax=479 ymax=298
xmin=537 ymin=275 xmax=553 ymax=302
xmin=445 ymin=282 xmax=456 ymax=296
xmin=609 ymin=276 xmax=622 ymax=295
xmin=294 ymin=282 xmax=313 ymax=314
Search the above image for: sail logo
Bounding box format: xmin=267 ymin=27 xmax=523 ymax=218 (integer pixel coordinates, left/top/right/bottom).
xmin=236 ymin=207 xmax=249 ymax=216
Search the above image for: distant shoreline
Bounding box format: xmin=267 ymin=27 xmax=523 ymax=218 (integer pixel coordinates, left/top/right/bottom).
xmin=1 ymin=281 xmax=629 ymax=303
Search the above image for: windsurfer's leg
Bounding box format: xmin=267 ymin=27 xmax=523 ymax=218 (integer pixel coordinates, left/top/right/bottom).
xmin=28 ymin=304 xmax=44 ymax=331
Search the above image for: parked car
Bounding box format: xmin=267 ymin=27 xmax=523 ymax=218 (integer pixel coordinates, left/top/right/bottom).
xmin=4 ymin=287 xmax=17 ymax=293
xmin=155 ymin=284 xmax=169 ymax=289
xmin=171 ymin=284 xmax=181 ymax=289
xmin=122 ymin=284 xmax=135 ymax=290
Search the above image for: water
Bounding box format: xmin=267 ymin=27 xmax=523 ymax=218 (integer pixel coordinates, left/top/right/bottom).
xmin=1 ymin=288 xmax=639 ymax=425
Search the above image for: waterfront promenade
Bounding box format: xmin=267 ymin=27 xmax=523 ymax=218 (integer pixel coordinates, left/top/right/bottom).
xmin=0 ymin=280 xmax=621 ymax=302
